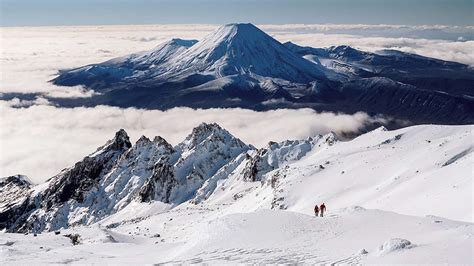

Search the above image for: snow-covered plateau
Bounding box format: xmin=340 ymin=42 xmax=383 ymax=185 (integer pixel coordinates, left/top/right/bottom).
xmin=1 ymin=123 xmax=472 ymax=264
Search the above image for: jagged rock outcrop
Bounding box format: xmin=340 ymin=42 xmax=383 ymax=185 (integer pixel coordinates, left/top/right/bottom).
xmin=170 ymin=123 xmax=251 ymax=202
xmin=242 ymin=134 xmax=337 ymax=182
xmin=43 ymin=129 xmax=132 ymax=209
xmin=0 ymin=175 xmax=33 ymax=231
xmin=0 ymin=175 xmax=31 ymax=202
xmin=139 ymin=157 xmax=176 ymax=203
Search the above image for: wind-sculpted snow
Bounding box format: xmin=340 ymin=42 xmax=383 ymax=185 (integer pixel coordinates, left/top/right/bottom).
xmin=44 ymin=23 xmax=474 ymax=124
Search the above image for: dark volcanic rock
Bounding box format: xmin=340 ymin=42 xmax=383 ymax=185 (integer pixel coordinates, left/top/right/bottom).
xmin=43 ymin=129 xmax=132 ymax=209
xmin=139 ymin=158 xmax=176 ymax=203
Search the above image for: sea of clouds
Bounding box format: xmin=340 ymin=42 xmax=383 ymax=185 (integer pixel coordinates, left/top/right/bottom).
xmin=1 ymin=24 xmax=473 ymax=183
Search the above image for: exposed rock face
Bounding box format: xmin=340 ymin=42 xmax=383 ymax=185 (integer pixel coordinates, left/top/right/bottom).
xmin=242 ymin=135 xmax=336 ymax=182
xmin=139 ymin=158 xmax=176 ymax=203
xmin=170 ymin=123 xmax=250 ymax=202
xmin=0 ymin=175 xmax=33 ymax=231
xmin=0 ymin=175 xmax=31 ymax=190
xmin=0 ymin=123 xmax=273 ymax=233
xmin=43 ymin=129 xmax=132 ymax=209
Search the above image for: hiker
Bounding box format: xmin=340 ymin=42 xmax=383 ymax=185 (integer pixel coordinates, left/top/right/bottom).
xmin=320 ymin=203 xmax=326 ymax=217
xmin=314 ymin=204 xmax=319 ymax=217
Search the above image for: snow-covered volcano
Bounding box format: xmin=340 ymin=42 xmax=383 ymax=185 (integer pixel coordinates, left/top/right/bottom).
xmin=45 ymin=23 xmax=474 ymax=124
xmin=159 ymin=23 xmax=326 ymax=81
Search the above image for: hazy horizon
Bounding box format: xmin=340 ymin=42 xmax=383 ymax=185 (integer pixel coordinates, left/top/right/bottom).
xmin=1 ymin=0 xmax=473 ymax=27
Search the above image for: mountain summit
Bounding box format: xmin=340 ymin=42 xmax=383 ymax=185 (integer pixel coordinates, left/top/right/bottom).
xmin=161 ymin=23 xmax=327 ymax=82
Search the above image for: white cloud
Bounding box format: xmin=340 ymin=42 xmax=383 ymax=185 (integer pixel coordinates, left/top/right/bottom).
xmin=0 ymin=101 xmax=389 ymax=183
xmin=0 ymin=24 xmax=471 ymax=184
xmin=274 ymin=33 xmax=474 ymax=66
xmin=5 ymin=97 xmax=51 ymax=107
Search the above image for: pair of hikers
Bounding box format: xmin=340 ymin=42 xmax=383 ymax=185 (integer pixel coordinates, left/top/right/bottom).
xmin=314 ymin=203 xmax=326 ymax=217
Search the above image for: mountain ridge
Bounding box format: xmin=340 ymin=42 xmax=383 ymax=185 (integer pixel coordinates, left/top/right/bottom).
xmin=0 ymin=122 xmax=334 ymax=232
xmin=1 ymin=122 xmax=472 ymax=233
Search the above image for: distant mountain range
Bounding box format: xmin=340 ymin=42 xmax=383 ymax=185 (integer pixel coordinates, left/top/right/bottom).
xmin=4 ymin=23 xmax=473 ymax=124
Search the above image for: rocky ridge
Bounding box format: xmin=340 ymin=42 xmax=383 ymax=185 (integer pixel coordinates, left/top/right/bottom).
xmin=0 ymin=123 xmax=335 ymax=233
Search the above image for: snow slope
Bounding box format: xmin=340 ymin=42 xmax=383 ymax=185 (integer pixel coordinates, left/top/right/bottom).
xmin=268 ymin=125 xmax=473 ymax=222
xmin=160 ymin=23 xmax=327 ymax=82
xmin=1 ymin=206 xmax=472 ymax=264
xmin=286 ymin=42 xmax=474 ymax=97
xmin=1 ymin=124 xmax=472 ymax=263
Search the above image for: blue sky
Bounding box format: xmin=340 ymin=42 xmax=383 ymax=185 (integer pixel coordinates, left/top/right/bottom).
xmin=1 ymin=0 xmax=473 ymax=26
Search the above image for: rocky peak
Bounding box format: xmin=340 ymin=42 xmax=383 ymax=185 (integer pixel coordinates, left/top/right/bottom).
xmin=153 ymin=136 xmax=174 ymax=152
xmin=135 ymin=135 xmax=152 ymax=146
xmin=324 ymin=132 xmax=338 ymax=145
xmin=179 ymin=122 xmax=235 ymax=151
xmin=42 ymin=130 xmax=132 ymax=210
xmin=0 ymin=175 xmax=32 ymax=206
xmin=111 ymin=129 xmax=132 ymax=150
xmin=171 ymin=123 xmax=250 ymax=202
xmin=128 ymin=135 xmax=174 ymax=156
xmin=93 ymin=129 xmax=132 ymax=156
xmin=0 ymin=175 xmax=32 ymax=189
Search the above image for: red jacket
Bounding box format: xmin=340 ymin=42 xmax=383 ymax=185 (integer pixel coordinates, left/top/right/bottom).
xmin=320 ymin=204 xmax=326 ymax=211
xmin=314 ymin=205 xmax=319 ymax=212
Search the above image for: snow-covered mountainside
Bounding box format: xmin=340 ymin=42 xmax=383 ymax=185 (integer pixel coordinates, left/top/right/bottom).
xmin=285 ymin=42 xmax=474 ymax=97
xmin=0 ymin=123 xmax=252 ymax=232
xmin=159 ymin=23 xmax=326 ymax=82
xmin=1 ymin=124 xmax=472 ymax=263
xmin=42 ymin=23 xmax=474 ymax=124
xmin=1 ymin=124 xmax=472 ymax=226
xmin=54 ymin=38 xmax=198 ymax=88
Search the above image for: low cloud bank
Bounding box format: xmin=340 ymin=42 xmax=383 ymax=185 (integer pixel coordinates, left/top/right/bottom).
xmin=0 ymin=24 xmax=469 ymax=183
xmin=0 ymin=101 xmax=387 ymax=183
